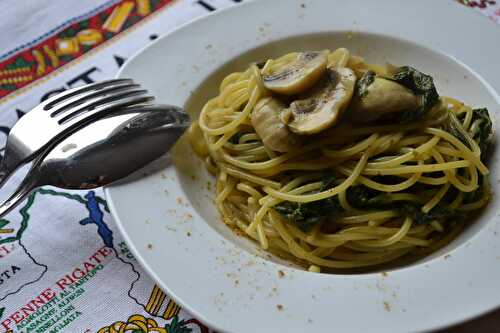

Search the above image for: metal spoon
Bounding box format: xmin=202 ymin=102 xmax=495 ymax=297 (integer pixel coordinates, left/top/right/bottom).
xmin=0 ymin=104 xmax=190 ymax=217
xmin=0 ymin=79 xmax=155 ymax=187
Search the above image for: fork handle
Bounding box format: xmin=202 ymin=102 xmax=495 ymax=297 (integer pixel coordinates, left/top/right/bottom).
xmin=0 ymin=168 xmax=9 ymax=187
xmin=0 ymin=144 xmax=24 ymax=188
xmin=0 ymin=169 xmax=39 ymax=218
xmin=0 ymin=161 xmax=17 ymax=188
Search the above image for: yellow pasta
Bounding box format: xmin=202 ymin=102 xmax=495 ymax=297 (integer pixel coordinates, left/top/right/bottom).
xmin=189 ymin=48 xmax=493 ymax=272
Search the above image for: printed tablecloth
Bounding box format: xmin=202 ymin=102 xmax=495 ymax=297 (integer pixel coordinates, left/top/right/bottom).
xmin=0 ymin=1 xmax=498 ymax=332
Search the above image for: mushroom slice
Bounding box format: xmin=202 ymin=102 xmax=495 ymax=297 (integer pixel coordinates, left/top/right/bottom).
xmin=250 ymin=97 xmax=302 ymax=152
xmin=281 ymin=67 xmax=356 ymax=135
xmin=263 ymin=51 xmax=328 ymax=95
xmin=349 ymin=71 xmax=420 ymax=123
xmin=350 ymin=67 xmax=440 ymax=123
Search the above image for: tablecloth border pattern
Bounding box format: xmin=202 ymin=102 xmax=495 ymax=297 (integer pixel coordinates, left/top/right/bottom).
xmin=0 ymin=0 xmax=176 ymax=102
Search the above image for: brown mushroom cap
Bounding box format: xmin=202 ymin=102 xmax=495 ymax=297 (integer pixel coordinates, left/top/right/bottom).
xmin=281 ymin=67 xmax=357 ymax=135
xmin=263 ymin=51 xmax=328 ymax=96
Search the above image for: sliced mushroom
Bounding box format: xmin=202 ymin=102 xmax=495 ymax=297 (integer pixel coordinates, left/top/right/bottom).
xmin=281 ymin=67 xmax=356 ymax=135
xmin=349 ymin=71 xmax=420 ymax=123
xmin=350 ymin=67 xmax=440 ymax=123
xmin=250 ymin=97 xmax=302 ymax=152
xmin=263 ymin=51 xmax=328 ymax=95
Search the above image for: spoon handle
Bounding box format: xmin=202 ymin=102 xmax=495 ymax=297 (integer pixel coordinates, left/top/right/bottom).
xmin=0 ymin=145 xmax=24 ymax=188
xmin=0 ymin=168 xmax=39 ymax=218
xmin=0 ymin=167 xmax=10 ymax=188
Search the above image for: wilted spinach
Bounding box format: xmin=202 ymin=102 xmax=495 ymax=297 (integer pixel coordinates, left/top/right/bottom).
xmin=391 ymin=66 xmax=440 ymax=121
xmin=273 ymin=174 xmax=342 ymax=230
xmin=346 ymin=184 xmax=459 ymax=225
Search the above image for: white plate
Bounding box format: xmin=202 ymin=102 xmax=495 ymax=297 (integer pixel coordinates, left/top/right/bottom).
xmin=105 ymin=1 xmax=500 ymax=332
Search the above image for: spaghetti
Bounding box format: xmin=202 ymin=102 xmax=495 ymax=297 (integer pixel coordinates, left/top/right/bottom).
xmin=189 ymin=48 xmax=493 ymax=272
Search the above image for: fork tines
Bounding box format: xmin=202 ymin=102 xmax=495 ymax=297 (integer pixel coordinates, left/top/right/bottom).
xmin=42 ymin=79 xmax=154 ymax=124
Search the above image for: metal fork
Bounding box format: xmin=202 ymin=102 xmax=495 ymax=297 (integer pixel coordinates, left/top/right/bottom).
xmin=0 ymin=105 xmax=190 ymax=218
xmin=0 ymin=79 xmax=154 ymax=186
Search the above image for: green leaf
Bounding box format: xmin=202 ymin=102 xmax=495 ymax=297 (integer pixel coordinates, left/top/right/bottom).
xmin=0 ymin=307 xmax=4 ymax=319
xmin=345 ymin=184 xmax=459 ymax=225
xmin=274 ymin=174 xmax=343 ymax=230
xmin=469 ymin=108 xmax=493 ymax=157
xmin=391 ymin=66 xmax=439 ymax=121
xmin=463 ymin=173 xmax=487 ymax=204
xmin=345 ymin=185 xmax=383 ymax=209
xmin=319 ymin=173 xmax=336 ymax=191
xmin=448 ymin=110 xmax=471 ymax=149
xmin=452 ymin=107 xmax=493 ymax=162
xmin=228 ymin=132 xmax=243 ymax=144
xmin=398 ymin=202 xmax=460 ymax=225
xmin=355 ymin=71 xmax=376 ymax=98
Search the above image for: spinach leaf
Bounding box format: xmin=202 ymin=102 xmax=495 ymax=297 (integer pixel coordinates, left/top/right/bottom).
xmin=453 ymin=107 xmax=492 ymax=160
xmin=397 ymin=202 xmax=459 ymax=225
xmin=273 ymin=198 xmax=342 ymax=231
xmin=469 ymin=108 xmax=493 ymax=157
xmin=356 ymin=70 xmax=376 ymax=98
xmin=463 ymin=173 xmax=487 ymax=204
xmin=276 ymin=174 xmax=463 ymax=229
xmin=274 ymin=174 xmax=343 ymax=230
xmin=391 ymin=66 xmax=439 ymax=121
xmin=448 ymin=111 xmax=471 ymax=149
xmin=345 ymin=184 xmax=459 ymax=225
xmin=345 ymin=185 xmax=385 ymax=209
xmin=228 ymin=132 xmax=243 ymax=144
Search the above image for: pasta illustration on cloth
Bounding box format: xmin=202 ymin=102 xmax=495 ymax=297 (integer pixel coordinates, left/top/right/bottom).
xmin=97 ymin=314 xmax=195 ymax=333
xmin=189 ymin=47 xmax=493 ymax=272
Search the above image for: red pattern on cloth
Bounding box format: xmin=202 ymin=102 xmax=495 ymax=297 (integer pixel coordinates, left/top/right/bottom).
xmin=0 ymin=0 xmax=173 ymax=99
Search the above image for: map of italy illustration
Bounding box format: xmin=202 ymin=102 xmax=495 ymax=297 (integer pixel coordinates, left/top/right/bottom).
xmin=0 ymin=0 xmax=231 ymax=329
xmin=0 ymin=188 xmax=206 ymax=332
